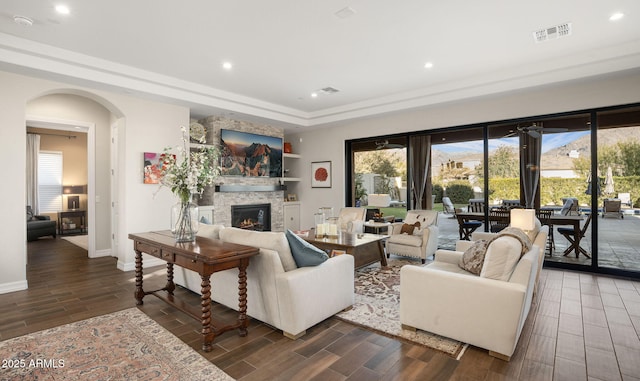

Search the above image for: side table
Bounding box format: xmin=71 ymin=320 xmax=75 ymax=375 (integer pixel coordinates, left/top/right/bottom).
xmin=364 ymin=221 xmax=392 ymax=235
xmin=58 ymin=210 xmax=87 ymax=235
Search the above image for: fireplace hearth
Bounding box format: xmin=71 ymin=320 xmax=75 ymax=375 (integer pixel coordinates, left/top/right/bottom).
xmin=231 ymin=204 xmax=271 ymax=231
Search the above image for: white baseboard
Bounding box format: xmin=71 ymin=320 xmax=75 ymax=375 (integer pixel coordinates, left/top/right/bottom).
xmin=0 ymin=280 xmax=29 ymax=294
xmin=118 ymin=257 xmax=166 ymax=272
xmin=89 ymin=249 xmax=111 ymax=258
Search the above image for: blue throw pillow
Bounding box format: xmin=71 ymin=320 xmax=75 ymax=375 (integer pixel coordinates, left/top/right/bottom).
xmin=285 ymin=229 xmax=329 ymax=267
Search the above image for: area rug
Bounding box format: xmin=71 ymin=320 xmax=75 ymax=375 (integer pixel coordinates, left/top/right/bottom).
xmin=0 ymin=308 xmax=233 ymax=381
xmin=337 ymin=258 xmax=467 ymax=359
xmin=61 ymin=235 xmax=88 ymax=250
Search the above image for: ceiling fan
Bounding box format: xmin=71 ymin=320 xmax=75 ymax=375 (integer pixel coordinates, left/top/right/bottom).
xmin=504 ymin=122 xmax=568 ymax=138
xmin=375 ymin=140 xmax=404 ymax=149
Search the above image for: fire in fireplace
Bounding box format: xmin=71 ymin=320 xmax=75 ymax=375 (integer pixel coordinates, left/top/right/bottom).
xmin=231 ymin=204 xmax=271 ymax=231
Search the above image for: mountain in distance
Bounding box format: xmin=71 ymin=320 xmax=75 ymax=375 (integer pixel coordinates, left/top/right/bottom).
xmin=221 ymin=139 xmax=282 ymax=177
xmin=432 ymin=126 xmax=640 ymax=172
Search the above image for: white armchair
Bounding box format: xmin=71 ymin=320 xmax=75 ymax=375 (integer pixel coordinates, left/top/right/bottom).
xmin=386 ymin=209 xmax=439 ymax=263
xmin=337 ymin=207 xmax=366 ymax=233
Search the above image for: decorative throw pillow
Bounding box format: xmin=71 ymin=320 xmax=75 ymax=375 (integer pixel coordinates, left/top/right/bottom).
xmin=480 ymin=236 xmax=522 ymax=281
xmin=400 ymin=221 xmax=421 ymax=235
xmin=458 ymin=239 xmax=489 ymax=275
xmin=285 ymin=229 xmax=329 ymax=267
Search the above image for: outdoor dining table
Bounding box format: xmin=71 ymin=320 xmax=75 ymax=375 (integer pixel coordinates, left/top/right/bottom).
xmin=456 ymin=211 xmax=586 ymax=257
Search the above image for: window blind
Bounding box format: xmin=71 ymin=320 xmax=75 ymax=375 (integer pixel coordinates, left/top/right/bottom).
xmin=38 ymin=151 xmax=63 ymax=213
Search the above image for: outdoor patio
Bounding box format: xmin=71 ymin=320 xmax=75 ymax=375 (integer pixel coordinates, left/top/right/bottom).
xmin=435 ymin=209 xmax=640 ymax=272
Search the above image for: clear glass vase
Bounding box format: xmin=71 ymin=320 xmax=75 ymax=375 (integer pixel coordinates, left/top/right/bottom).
xmin=171 ymin=196 xmax=199 ymax=242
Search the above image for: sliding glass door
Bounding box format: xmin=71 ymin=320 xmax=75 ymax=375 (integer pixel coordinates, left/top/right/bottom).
xmin=349 ymin=136 xmax=408 ymax=220
xmin=344 ymin=103 xmax=640 ymax=279
xmin=596 ymin=107 xmax=640 ymax=273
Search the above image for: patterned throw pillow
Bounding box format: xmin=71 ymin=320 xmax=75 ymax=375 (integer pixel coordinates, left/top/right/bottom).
xmin=459 ymin=239 xmax=490 ymax=275
xmin=400 ymin=221 xmax=421 ymax=235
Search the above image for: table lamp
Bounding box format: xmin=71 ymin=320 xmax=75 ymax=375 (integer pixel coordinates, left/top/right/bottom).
xmin=63 ymin=185 xmax=85 ymax=210
xmin=510 ymin=208 xmax=535 ymax=234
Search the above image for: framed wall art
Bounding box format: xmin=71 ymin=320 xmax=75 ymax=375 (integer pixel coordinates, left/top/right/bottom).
xmin=311 ymin=161 xmax=331 ymax=188
xmin=143 ymin=152 xmax=166 ymax=184
xmin=220 ymin=129 xmax=283 ymax=178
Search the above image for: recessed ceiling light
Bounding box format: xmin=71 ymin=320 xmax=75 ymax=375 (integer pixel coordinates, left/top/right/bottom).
xmin=311 ymin=93 xmax=318 ymax=98
xmin=424 ymin=62 xmax=434 ymax=69
xmin=55 ymin=4 xmax=70 ymax=15
xmin=335 ymin=6 xmax=356 ymax=19
xmin=222 ymin=62 xmax=233 ymax=70
xmin=609 ymin=12 xmax=624 ymax=21
xmin=13 ymin=15 xmax=33 ymax=27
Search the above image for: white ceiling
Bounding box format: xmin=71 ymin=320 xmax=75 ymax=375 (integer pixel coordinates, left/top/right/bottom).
xmin=1 ymin=0 xmax=639 ymax=129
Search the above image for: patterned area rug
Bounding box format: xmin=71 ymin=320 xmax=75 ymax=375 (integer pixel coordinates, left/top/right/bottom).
xmin=0 ymin=308 xmax=233 ymax=381
xmin=337 ymin=258 xmax=467 ymax=359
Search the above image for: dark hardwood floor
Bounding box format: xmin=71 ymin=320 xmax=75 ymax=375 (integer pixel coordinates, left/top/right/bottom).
xmin=2 ymin=238 xmax=639 ymax=380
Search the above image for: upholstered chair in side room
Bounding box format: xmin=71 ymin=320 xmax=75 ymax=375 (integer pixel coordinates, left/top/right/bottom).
xmin=386 ymin=209 xmax=439 ymax=263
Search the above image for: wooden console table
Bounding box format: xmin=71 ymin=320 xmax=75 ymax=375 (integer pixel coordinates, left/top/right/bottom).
xmin=129 ymin=230 xmax=260 ymax=351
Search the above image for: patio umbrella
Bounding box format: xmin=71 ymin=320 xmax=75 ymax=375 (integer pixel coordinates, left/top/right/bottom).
xmin=585 ymin=172 xmax=601 ymax=196
xmin=604 ymin=166 xmax=615 ymax=195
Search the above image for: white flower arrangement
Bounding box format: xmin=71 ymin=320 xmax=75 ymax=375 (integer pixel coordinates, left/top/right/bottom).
xmin=158 ymin=126 xmax=220 ymax=203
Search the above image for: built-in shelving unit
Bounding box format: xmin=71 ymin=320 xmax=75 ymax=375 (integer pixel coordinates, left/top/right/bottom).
xmin=282 ymin=152 xmax=301 ymax=182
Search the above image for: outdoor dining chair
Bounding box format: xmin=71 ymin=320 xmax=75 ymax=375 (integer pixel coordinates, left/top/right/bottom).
xmin=489 ymin=207 xmax=510 ymax=233
xmin=536 ymin=209 xmax=555 ymax=255
xmin=557 ymin=212 xmax=593 ymax=258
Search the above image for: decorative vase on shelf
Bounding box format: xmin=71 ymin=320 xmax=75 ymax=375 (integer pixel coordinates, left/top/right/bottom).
xmin=170 ymin=195 xmax=199 ymax=243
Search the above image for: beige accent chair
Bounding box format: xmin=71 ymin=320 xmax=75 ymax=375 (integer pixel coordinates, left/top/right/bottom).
xmin=386 ymin=210 xmax=439 ymax=263
xmin=337 ymin=207 xmax=367 ymax=233
xmin=400 ymin=234 xmax=542 ymax=361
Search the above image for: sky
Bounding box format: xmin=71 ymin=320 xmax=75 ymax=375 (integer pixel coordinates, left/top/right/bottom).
xmin=434 ymin=131 xmax=590 ymax=154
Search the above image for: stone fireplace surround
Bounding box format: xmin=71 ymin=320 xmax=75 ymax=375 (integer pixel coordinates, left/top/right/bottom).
xmin=196 ymin=116 xmax=286 ymax=232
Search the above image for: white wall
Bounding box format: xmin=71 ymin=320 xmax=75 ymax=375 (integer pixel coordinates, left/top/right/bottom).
xmin=0 ymin=70 xmax=189 ymax=294
xmin=288 ymin=71 xmax=640 ymax=228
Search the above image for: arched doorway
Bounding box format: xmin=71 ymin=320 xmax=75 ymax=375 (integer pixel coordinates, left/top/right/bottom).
xmin=26 ymin=91 xmax=124 ymax=259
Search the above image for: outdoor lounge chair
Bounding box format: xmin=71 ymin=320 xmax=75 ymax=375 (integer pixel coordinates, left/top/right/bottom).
xmin=602 ymin=198 xmax=623 ymax=219
xmin=442 ymin=197 xmax=456 ymax=215
xmin=618 ymin=193 xmax=632 ymax=208
xmin=560 ymin=198 xmax=579 ymax=216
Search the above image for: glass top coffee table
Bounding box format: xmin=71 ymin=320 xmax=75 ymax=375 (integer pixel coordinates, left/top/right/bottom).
xmin=304 ymin=229 xmax=388 ymax=269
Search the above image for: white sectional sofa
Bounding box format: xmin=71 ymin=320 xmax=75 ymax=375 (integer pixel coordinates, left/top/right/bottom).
xmin=173 ymin=225 xmax=355 ymax=339
xmin=400 ymin=230 xmax=544 ymax=360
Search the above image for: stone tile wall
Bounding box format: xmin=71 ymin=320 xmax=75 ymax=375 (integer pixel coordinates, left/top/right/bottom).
xmin=196 ymin=116 xmax=285 ymax=231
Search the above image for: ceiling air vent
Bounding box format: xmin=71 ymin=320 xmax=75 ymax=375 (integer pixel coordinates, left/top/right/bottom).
xmin=533 ymin=22 xmax=572 ymax=43
xmin=319 ymin=87 xmax=340 ymax=94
